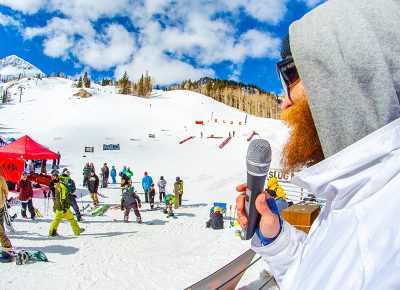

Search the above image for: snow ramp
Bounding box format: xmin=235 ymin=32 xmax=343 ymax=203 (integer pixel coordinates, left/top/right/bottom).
xmin=179 ymin=136 xmax=194 ymax=144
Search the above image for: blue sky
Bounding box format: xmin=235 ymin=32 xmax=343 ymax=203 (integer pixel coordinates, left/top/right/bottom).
xmin=0 ymin=0 xmax=324 ymax=94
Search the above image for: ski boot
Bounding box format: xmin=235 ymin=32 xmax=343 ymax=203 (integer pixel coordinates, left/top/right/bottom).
xmin=49 ymin=229 xmax=59 ymax=237
xmin=136 ymin=217 xmax=142 ymax=224
xmin=79 ymin=228 xmax=85 ymax=235
xmin=124 ymin=216 xmax=129 ymax=223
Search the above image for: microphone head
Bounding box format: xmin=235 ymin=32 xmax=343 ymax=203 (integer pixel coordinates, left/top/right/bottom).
xmin=246 ymin=139 xmax=271 ymax=176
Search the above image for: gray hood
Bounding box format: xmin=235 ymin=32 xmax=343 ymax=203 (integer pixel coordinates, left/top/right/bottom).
xmin=289 ymin=0 xmax=400 ymax=158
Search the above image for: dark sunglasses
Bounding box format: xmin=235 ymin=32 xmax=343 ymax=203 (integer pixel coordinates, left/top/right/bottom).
xmin=276 ymin=57 xmax=299 ymax=98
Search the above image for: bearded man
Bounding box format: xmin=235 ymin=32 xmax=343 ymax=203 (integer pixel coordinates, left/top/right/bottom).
xmin=236 ymin=0 xmax=400 ymax=289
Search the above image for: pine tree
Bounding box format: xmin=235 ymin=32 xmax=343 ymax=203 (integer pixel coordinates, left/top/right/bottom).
xmin=118 ymin=71 xmax=131 ymax=95
xmin=83 ymin=71 xmax=91 ymax=88
xmin=77 ymin=77 xmax=83 ymax=88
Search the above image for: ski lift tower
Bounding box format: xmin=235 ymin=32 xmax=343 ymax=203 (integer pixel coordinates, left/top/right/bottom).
xmin=18 ymin=85 xmax=25 ymax=103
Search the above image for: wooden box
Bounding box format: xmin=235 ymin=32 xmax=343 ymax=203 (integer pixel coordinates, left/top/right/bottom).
xmin=281 ymin=204 xmax=320 ymax=234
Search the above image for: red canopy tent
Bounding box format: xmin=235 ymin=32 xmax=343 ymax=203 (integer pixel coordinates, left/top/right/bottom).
xmin=0 ymin=135 xmax=58 ymax=183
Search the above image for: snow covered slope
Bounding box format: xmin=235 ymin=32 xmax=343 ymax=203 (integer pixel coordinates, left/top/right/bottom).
xmin=0 ymin=55 xmax=45 ymax=80
xmin=0 ymin=77 xmax=287 ymax=290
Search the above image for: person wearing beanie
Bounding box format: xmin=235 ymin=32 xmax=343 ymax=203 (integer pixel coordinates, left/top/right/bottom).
xmin=236 ymin=0 xmax=400 ymax=289
xmin=87 ymin=171 xmax=99 ymax=206
xmin=101 ymin=163 xmax=110 ymax=188
xmin=49 ymin=173 xmax=84 ymax=236
xmin=18 ymin=171 xmax=35 ymax=220
xmin=173 ymin=177 xmax=183 ymax=209
xmin=157 ymin=176 xmax=167 ymax=203
xmin=110 ymin=166 xmax=117 ymax=184
xmin=206 ymin=206 xmax=224 ymax=230
xmin=141 ymin=172 xmax=153 ymax=203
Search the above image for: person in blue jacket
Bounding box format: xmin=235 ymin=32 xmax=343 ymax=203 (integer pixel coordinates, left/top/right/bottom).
xmin=141 ymin=172 xmax=153 ymax=203
xmin=110 ymin=166 xmax=117 ymax=184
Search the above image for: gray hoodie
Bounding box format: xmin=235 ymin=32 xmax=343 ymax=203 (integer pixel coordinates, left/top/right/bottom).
xmin=289 ymin=0 xmax=400 ymax=158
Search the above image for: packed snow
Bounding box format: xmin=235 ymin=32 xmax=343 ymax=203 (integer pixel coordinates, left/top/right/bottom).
xmin=0 ymin=77 xmax=289 ymax=289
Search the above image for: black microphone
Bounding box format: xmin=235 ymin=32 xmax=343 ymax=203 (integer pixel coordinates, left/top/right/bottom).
xmin=241 ymin=138 xmax=271 ymax=240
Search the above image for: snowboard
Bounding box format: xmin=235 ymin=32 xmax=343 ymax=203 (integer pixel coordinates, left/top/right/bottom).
xmin=91 ymin=205 xmax=109 ymax=216
xmin=34 ymin=208 xmax=43 ymax=218
xmin=0 ymin=250 xmax=48 ymax=265
xmin=16 ymin=250 xmax=49 ymax=265
xmin=4 ymin=199 xmax=16 ymax=233
xmin=185 ymin=249 xmax=259 ymax=290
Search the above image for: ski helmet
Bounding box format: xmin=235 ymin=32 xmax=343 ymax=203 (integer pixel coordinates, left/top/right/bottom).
xmin=214 ymin=206 xmax=221 ymax=213
xmin=176 ymin=176 xmax=180 ymax=182
xmin=63 ymin=169 xmax=70 ymax=176
xmin=160 ymin=176 xmax=164 ymax=180
xmin=59 ymin=173 xmax=69 ymax=184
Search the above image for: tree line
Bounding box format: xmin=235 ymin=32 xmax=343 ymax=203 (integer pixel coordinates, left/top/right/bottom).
xmin=114 ymin=71 xmax=154 ymax=98
xmin=174 ymin=77 xmax=281 ymax=119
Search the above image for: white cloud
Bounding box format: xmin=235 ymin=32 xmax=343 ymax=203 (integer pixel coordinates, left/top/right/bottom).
xmin=74 ymin=24 xmax=136 ymax=70
xmin=2 ymin=0 xmax=287 ymax=84
xmin=0 ymin=0 xmax=45 ymax=14
xmin=0 ymin=12 xmax=21 ymax=27
xmin=43 ymin=33 xmax=72 ymax=57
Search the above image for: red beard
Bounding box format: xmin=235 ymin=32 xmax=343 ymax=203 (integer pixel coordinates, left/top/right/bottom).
xmin=281 ymin=96 xmax=325 ymax=173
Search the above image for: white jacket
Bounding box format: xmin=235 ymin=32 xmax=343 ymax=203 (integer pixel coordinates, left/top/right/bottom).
xmin=252 ymin=118 xmax=400 ymax=289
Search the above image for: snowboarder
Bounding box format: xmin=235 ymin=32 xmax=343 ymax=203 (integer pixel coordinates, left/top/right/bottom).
xmin=206 ymin=206 xmax=224 ymax=230
xmin=119 ymin=172 xmax=132 ymax=191
xmin=163 ymin=194 xmax=177 ymax=218
xmin=87 ymin=171 xmax=99 ymax=206
xmin=63 ymin=169 xmax=82 ymax=222
xmin=18 ymin=172 xmax=36 ymax=220
xmin=110 ymin=166 xmax=117 ymax=184
xmin=49 ymin=172 xmax=84 ymax=236
xmin=126 ymin=167 xmax=134 ymax=180
xmin=142 ymin=172 xmax=153 ymax=203
xmin=82 ymin=163 xmax=91 ymax=187
xmin=0 ymin=175 xmax=12 ymax=250
xmin=157 ymin=176 xmax=167 ymax=203
xmin=101 ymin=163 xmax=109 ymax=188
xmin=148 ymin=184 xmax=156 ymax=210
xmin=173 ymin=176 xmax=183 ymax=209
xmin=120 ymin=185 xmax=142 ymax=223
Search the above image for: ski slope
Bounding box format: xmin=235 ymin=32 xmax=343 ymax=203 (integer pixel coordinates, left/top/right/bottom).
xmin=0 ymin=77 xmax=287 ymax=290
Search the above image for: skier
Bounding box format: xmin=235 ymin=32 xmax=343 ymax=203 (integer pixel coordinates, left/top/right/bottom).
xmin=157 ymin=176 xmax=167 ymax=203
xmin=87 ymin=171 xmax=99 ymax=206
xmin=120 ymin=185 xmax=142 ymax=223
xmin=82 ymin=163 xmax=91 ymax=187
xmin=141 ymin=172 xmax=153 ymax=203
xmin=49 ymin=172 xmax=84 ymax=236
xmin=148 ymin=184 xmax=156 ymax=210
xmin=57 ymin=151 xmax=61 ymax=166
xmin=101 ymin=163 xmax=109 ymax=188
xmin=110 ymin=166 xmax=117 ymax=184
xmin=18 ymin=172 xmax=36 ymax=220
xmin=206 ymin=206 xmax=224 ymax=230
xmin=173 ymin=176 xmax=183 ymax=209
xmin=163 ymin=194 xmax=177 ymax=218
xmin=126 ymin=167 xmax=134 ymax=180
xmin=119 ymin=172 xmax=132 ymax=191
xmin=0 ymin=175 xmax=12 ymax=250
xmin=63 ymin=169 xmax=82 ymax=222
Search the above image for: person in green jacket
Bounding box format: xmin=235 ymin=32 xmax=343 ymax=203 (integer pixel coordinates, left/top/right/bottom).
xmin=126 ymin=167 xmax=134 ymax=180
xmin=49 ymin=173 xmax=84 ymax=236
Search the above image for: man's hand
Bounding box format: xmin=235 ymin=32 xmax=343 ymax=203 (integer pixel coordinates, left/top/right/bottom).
xmin=138 ymin=203 xmax=142 ymax=209
xmin=236 ymin=183 xmax=281 ymax=239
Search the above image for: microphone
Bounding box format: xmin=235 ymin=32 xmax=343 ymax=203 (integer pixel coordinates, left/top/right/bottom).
xmin=241 ymin=138 xmax=271 ymax=240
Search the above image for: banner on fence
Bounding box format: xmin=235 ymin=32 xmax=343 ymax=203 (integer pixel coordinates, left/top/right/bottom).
xmin=103 ymin=144 xmax=120 ymax=150
xmin=85 ymin=146 xmax=94 ymax=153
